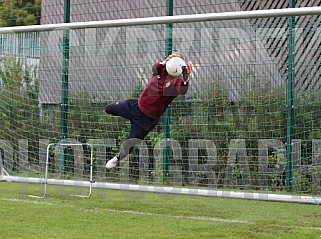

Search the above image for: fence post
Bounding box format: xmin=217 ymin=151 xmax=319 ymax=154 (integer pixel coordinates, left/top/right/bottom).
xmin=163 ymin=0 xmax=174 ymax=181
xmin=60 ymin=0 xmax=71 ymax=175
xmin=286 ymin=0 xmax=296 ymax=191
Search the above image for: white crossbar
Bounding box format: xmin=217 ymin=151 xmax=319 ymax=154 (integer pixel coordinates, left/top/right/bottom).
xmin=0 ymin=7 xmax=321 ymax=33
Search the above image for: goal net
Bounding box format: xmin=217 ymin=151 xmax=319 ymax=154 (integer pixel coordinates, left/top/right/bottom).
xmin=1 ymin=1 xmax=321 ymax=203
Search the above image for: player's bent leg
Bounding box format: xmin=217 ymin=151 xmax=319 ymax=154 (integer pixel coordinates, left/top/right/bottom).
xmin=105 ymin=104 xmax=158 ymax=170
xmin=104 ymin=100 xmax=133 ymax=120
xmin=104 ymin=103 xmax=115 ymax=114
xmin=104 ymin=102 xmax=122 ymax=116
xmin=105 ymin=138 xmax=143 ymax=169
xmin=105 ymin=126 xmax=148 ymax=170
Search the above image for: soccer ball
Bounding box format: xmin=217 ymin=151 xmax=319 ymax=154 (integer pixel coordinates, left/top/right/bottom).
xmin=166 ymin=57 xmax=186 ymax=77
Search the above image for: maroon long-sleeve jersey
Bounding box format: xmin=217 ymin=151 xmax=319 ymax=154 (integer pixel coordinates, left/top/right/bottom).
xmin=138 ymin=61 xmax=189 ymax=119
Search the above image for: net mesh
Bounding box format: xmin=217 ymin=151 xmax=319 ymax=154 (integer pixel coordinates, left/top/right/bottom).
xmin=0 ymin=0 xmax=321 ymax=197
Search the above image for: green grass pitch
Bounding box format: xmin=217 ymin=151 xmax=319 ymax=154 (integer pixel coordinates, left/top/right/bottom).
xmin=0 ymin=182 xmax=320 ymax=238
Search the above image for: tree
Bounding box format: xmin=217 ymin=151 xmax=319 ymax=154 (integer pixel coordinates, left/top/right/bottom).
xmin=0 ymin=0 xmax=41 ymax=27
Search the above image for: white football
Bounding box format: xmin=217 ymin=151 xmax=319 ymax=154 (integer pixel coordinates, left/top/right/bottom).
xmin=166 ymin=57 xmax=186 ymax=77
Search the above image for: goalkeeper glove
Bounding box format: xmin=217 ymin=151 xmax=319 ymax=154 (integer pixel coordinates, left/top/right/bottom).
xmin=183 ymin=61 xmax=193 ymax=82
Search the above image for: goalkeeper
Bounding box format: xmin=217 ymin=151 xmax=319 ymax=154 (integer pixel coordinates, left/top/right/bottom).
xmin=105 ymin=52 xmax=193 ymax=169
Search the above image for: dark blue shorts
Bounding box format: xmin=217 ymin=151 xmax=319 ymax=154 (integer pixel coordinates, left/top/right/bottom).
xmin=105 ymin=99 xmax=159 ymax=140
